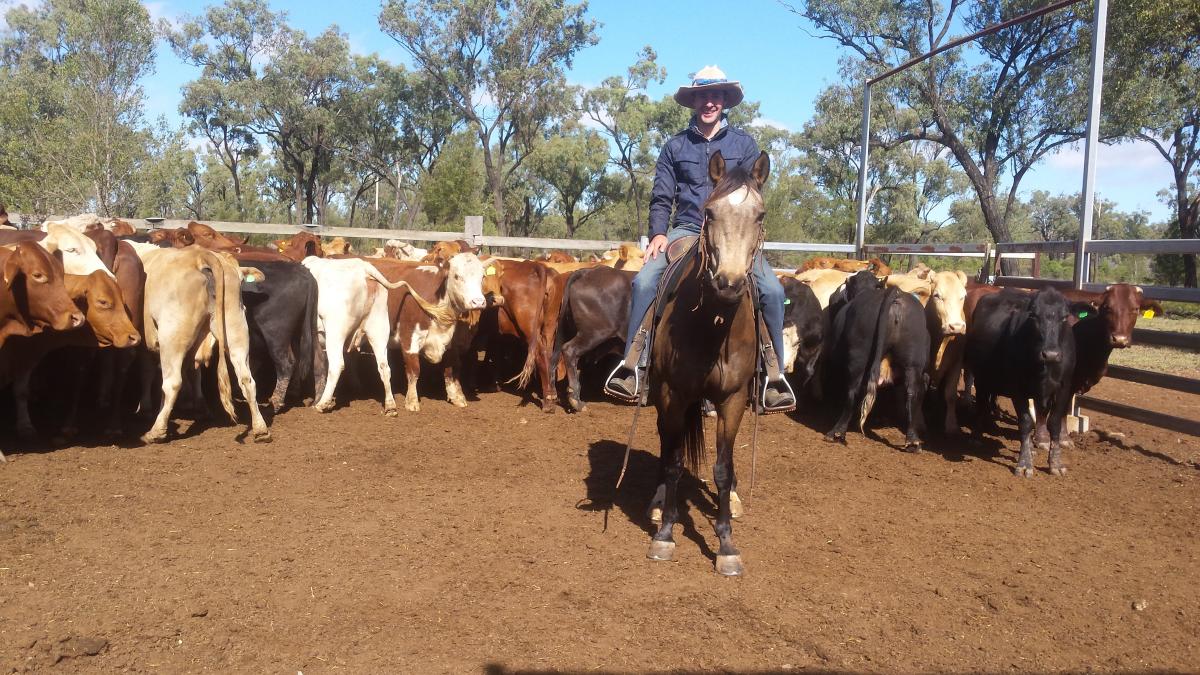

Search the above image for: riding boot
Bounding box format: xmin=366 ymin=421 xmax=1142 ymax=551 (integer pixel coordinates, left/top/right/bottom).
xmin=604 ymin=309 xmax=653 ymax=404
xmin=758 ymin=326 xmax=797 ymax=414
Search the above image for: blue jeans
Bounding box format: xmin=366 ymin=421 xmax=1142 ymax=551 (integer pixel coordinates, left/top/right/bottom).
xmin=624 ymin=224 xmax=786 ymax=372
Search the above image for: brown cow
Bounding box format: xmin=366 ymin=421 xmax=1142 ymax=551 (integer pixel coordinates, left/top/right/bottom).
xmin=473 ymin=259 xmax=558 ymax=412
xmin=6 ymin=271 xmax=140 ymax=441
xmin=598 ymin=242 xmax=645 ymax=271
xmin=422 ymin=239 xmax=473 ymax=265
xmin=187 ymin=221 xmax=248 ymax=250
xmin=541 ymin=250 xmax=576 ymax=264
xmin=275 ymin=232 xmax=323 ymax=261
xmin=149 ymin=227 xmax=195 ymax=247
xmin=798 ymin=256 xmax=892 ymax=276
xmin=0 ymin=242 xmax=84 ymax=348
xmin=322 ymin=236 xmax=353 ymax=256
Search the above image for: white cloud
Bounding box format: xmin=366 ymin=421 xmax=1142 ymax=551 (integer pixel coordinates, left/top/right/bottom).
xmin=751 ymin=117 xmax=791 ymax=132
xmin=1047 ymin=139 xmax=1164 ymax=172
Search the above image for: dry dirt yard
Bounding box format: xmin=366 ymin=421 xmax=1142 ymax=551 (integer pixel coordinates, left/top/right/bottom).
xmin=0 ymin=388 xmax=1197 ymax=673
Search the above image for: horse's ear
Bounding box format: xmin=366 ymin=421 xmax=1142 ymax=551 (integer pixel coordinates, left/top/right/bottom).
xmin=708 ymin=151 xmax=725 ymax=185
xmin=751 ymin=151 xmax=770 ymax=186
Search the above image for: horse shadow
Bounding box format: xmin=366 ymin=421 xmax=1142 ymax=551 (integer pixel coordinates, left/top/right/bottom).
xmin=578 ymin=439 xmax=719 ymax=561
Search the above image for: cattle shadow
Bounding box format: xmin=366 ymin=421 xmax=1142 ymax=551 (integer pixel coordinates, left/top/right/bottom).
xmin=578 ymin=439 xmax=718 ymax=561
xmin=483 ymin=666 xmax=859 ymax=675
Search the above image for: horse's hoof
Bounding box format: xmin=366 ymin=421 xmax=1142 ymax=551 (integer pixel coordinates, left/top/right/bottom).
xmin=1014 ymin=465 xmax=1035 ymax=478
xmin=252 ymin=430 xmax=272 ymax=443
xmin=1049 ymin=466 xmax=1068 ymax=477
xmin=902 ymin=442 xmax=921 ymax=454
xmin=647 ymin=540 xmax=675 ymax=561
xmin=729 ymin=491 xmax=744 ymax=519
xmin=715 ymin=554 xmax=745 ymax=576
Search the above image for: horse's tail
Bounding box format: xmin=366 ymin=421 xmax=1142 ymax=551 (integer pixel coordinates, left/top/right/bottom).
xmin=550 ymin=269 xmax=581 ymax=383
xmin=859 ymin=286 xmax=899 ymax=432
xmin=681 ymin=400 xmax=706 ymax=473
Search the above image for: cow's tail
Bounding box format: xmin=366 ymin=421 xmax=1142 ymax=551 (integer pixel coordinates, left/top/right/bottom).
xmin=201 ymin=251 xmax=236 ymax=422
xmin=295 ymin=272 xmax=317 ymax=393
xmin=363 ymin=265 xmax=456 ymax=326
xmin=859 ymin=286 xmax=899 ymax=432
xmin=511 ymin=266 xmax=549 ymax=390
xmin=681 ymin=400 xmax=706 ymax=473
xmin=550 ymin=270 xmax=581 ymax=382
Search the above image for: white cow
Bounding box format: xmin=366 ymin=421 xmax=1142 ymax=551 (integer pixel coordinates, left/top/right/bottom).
xmin=139 ymin=247 xmax=270 ymax=444
xmin=301 ymin=256 xmax=417 ymax=416
xmin=36 ymin=223 xmax=113 ymax=277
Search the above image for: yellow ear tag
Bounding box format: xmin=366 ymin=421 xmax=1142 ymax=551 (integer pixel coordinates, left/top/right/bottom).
xmin=1143 ymin=309 xmax=1155 ymax=319
xmin=485 ymin=267 xmax=496 ymax=276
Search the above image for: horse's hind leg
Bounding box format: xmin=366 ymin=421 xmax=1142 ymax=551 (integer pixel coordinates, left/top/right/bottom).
xmin=713 ymin=394 xmax=748 ymax=575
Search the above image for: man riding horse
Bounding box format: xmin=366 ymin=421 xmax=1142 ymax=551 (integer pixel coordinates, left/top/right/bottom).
xmin=604 ymin=65 xmax=796 ymax=413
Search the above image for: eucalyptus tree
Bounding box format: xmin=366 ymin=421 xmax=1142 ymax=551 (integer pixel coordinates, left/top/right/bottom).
xmin=581 ymin=46 xmax=666 ymax=229
xmin=165 ymin=0 xmax=288 ymax=218
xmin=530 ymin=124 xmax=612 ymax=236
xmin=1105 ymin=1 xmax=1200 ymax=285
xmin=0 ymin=0 xmax=154 ymax=215
xmin=787 ymin=0 xmax=1090 ymax=269
xmin=380 ymin=0 xmax=599 ymax=236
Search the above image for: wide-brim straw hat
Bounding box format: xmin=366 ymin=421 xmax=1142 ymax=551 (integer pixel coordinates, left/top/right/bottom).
xmin=673 ymin=65 xmax=744 ymax=109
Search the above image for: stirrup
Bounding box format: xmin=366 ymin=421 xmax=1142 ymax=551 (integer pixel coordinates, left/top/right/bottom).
xmin=759 ymin=375 xmax=797 ymax=415
xmin=604 ymin=363 xmax=642 ymax=404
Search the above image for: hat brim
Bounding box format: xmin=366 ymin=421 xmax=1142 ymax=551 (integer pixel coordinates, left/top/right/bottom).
xmin=674 ymin=81 xmax=744 ymax=109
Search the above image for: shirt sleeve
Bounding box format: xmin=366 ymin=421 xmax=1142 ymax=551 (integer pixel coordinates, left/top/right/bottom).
xmin=647 ymin=142 xmax=676 ymax=239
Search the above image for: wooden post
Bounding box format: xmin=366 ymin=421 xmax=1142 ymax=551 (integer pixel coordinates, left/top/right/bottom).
xmin=464 ymin=216 xmax=483 ymax=249
xmin=1032 ymin=251 xmax=1042 ymax=278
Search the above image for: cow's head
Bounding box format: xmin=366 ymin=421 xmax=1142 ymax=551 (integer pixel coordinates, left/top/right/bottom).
xmin=1030 ymin=287 xmax=1071 ymax=364
xmin=187 ymin=221 xmax=246 ymax=251
xmin=3 ymin=242 xmax=84 ymax=331
xmin=1095 ymin=283 xmax=1145 ymax=348
xmin=445 ymin=252 xmax=488 ymax=312
xmin=929 ymin=270 xmax=968 ymax=335
xmin=41 ymin=223 xmax=114 ymax=278
xmin=844 ymin=270 xmax=882 ymax=301
xmin=66 ymin=271 xmax=140 ymax=348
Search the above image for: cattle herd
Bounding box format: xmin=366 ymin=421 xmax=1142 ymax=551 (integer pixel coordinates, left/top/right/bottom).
xmin=0 ymin=214 xmax=1162 ymax=481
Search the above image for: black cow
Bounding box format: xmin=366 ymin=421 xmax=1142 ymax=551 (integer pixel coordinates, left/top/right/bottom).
xmin=550 ymin=266 xmax=634 ymax=412
xmin=236 ymin=259 xmax=324 ymax=412
xmin=822 ymin=271 xmax=929 ymax=451
xmin=966 ymin=288 xmax=1076 ymax=477
xmin=779 ymin=276 xmax=822 ymax=388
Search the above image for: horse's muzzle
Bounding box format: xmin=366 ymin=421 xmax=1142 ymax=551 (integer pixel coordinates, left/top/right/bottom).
xmin=711 ymin=273 xmax=747 ymax=304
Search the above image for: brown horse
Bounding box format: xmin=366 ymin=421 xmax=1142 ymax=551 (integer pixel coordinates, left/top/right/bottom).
xmin=645 ymin=150 xmax=769 ymax=576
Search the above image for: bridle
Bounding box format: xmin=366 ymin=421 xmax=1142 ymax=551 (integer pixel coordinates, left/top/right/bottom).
xmin=694 ymin=184 xmax=766 ymax=307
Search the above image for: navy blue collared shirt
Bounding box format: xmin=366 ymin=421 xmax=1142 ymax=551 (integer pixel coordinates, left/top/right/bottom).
xmin=647 ymin=115 xmax=760 ymax=239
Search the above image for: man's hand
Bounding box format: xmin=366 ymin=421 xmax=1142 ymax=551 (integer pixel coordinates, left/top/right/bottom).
xmin=645 ymin=234 xmax=668 ymax=260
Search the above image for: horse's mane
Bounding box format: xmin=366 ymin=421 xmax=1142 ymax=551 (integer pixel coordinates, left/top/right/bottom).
xmin=704 ymin=163 xmax=760 ymax=208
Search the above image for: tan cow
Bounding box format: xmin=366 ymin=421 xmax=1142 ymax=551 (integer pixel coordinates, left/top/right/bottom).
xmin=322 ymin=236 xmax=353 ymax=256
xmin=138 ymin=247 xmax=270 ymax=444
xmin=923 ymin=270 xmax=969 ymax=434
xmin=795 ymin=268 xmax=852 ymax=309
xmin=884 ymin=274 xmax=933 ymax=306
xmin=598 ymin=242 xmax=645 ymax=271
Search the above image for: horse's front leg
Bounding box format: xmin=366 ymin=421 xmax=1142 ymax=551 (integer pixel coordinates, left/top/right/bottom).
xmin=713 ymin=391 xmax=748 ymax=575
xmin=648 ymin=403 xmax=685 ymax=562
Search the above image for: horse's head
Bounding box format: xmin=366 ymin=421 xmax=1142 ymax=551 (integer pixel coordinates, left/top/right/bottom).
xmin=701 ymin=150 xmax=770 ymax=304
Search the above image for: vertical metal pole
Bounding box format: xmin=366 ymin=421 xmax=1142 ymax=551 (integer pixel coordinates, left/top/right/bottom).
xmin=1073 ymin=0 xmax=1108 ymax=290
xmin=854 ymin=82 xmax=872 ymax=259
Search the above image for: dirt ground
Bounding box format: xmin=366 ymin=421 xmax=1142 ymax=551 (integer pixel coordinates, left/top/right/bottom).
xmin=1 ymin=376 xmax=1198 ymax=673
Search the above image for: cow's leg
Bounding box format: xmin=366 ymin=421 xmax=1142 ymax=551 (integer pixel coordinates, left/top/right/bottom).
xmin=225 ymin=326 xmax=271 ymax=442
xmin=12 ymin=358 xmax=40 ymax=441
xmin=1013 ymin=396 xmax=1036 ymax=478
xmin=1033 ymin=400 xmax=1051 ymax=451
xmin=314 ymin=344 xmax=344 ymax=413
xmin=647 ymin=401 xmax=685 ymax=562
xmin=442 ymin=351 xmax=467 ymax=408
xmin=57 ymin=349 xmax=96 ymax=442
xmin=942 ymin=356 xmax=962 ymax=435
xmin=561 ymin=333 xmax=606 ymax=413
xmin=363 ymin=313 xmax=397 ymax=415
xmin=900 ymin=366 xmax=925 ymax=452
xmin=713 ymin=393 xmax=748 ymax=576
xmin=137 ymin=348 xmax=159 ymax=419
xmin=102 ymin=348 xmax=138 ymax=436
xmin=537 ymin=341 xmax=556 ymax=414
xmin=400 ymin=350 xmax=420 ymax=413
xmin=825 ymin=347 xmax=868 ymax=443
xmin=1047 ymin=398 xmax=1070 ymax=476
xmin=265 ymin=334 xmax=294 ymax=413
xmin=142 ymin=347 xmax=186 ymax=444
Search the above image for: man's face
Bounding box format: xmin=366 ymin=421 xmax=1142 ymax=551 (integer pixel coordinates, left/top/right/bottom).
xmin=693 ymin=89 xmax=725 ymax=124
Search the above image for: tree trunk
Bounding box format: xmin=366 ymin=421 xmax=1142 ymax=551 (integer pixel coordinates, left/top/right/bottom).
xmin=479 ymin=136 xmax=508 ymax=236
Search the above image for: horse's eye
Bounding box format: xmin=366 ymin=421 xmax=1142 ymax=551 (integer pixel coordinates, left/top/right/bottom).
xmin=704 ymin=209 xmax=714 ymax=222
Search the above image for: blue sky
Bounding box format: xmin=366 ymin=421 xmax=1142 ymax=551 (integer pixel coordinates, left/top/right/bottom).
xmin=129 ymin=1 xmax=1175 ymax=224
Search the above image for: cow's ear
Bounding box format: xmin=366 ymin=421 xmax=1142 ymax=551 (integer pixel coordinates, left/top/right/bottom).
xmin=3 ymin=253 xmax=22 ymax=288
